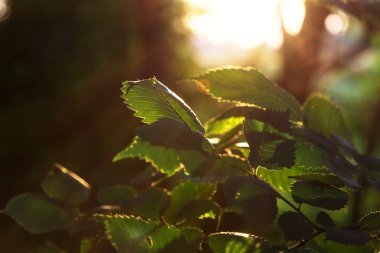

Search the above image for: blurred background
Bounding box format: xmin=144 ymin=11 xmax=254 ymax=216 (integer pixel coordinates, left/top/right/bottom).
xmin=0 ymin=0 xmax=379 ymax=251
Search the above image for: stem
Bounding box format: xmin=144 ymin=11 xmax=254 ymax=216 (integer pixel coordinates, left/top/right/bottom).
xmin=276 ymin=191 xmax=320 ymax=232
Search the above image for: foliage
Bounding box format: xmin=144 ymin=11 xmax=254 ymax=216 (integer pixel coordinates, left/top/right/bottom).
xmin=3 ymin=66 xmax=380 ymax=252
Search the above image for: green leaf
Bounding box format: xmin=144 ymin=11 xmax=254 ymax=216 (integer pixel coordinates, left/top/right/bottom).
xmin=243 ymin=119 xmax=296 ymax=169
xmin=278 ymin=212 xmax=315 ymax=242
xmin=325 ymin=227 xmax=372 ymax=245
xmin=357 ymin=211 xmax=380 ymax=235
xmin=206 ymin=116 xmax=245 ymax=136
xmin=122 ymin=78 xmax=204 ymax=133
xmin=207 ymin=232 xmax=266 ymax=253
xmin=80 ymin=237 xmax=95 ymax=253
xmin=96 ymin=185 xmax=136 ymax=205
xmin=136 ymin=119 xmax=213 ymax=152
xmin=104 ymin=215 xmax=183 ymax=253
xmin=41 ymin=164 xmax=90 ymax=206
xmin=180 ymin=227 xmax=204 ymax=246
xmin=164 ymin=182 xmax=216 ymax=224
xmin=126 ymin=188 xmax=168 ymax=221
xmin=289 ymin=174 xmax=344 ymax=188
xmin=223 ymin=176 xmax=278 ymax=231
xmin=192 ymin=66 xmax=302 ymax=120
xmin=290 ymin=180 xmax=349 ymax=210
xmin=31 ymin=241 xmax=66 ymax=253
xmin=4 ymin=193 xmax=74 ymax=234
xmin=113 ymin=137 xmax=181 ymax=176
xmin=313 ymin=233 xmax=373 ymax=253
xmin=175 ymin=199 xmax=221 ymax=226
xmin=303 ymin=94 xmax=350 ymax=140
xmin=197 ymin=154 xmax=251 ymax=183
xmin=316 ymin=211 xmax=335 ymax=228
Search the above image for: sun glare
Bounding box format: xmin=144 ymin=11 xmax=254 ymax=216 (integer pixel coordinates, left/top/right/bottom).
xmin=184 ymin=0 xmax=305 ymax=50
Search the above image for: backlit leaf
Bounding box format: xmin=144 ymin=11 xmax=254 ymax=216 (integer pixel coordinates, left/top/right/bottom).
xmin=164 ymin=182 xmax=216 ymax=224
xmin=207 ymin=232 xmax=267 ymax=253
xmin=122 ymin=78 xmax=204 ymax=133
xmin=191 ymin=67 xmax=302 ymax=120
xmin=303 ymin=94 xmax=350 ymax=140
xmin=357 ymin=211 xmax=380 ymax=235
xmin=104 ymin=215 xmax=183 ymax=253
xmin=113 ymin=137 xmax=181 ymax=176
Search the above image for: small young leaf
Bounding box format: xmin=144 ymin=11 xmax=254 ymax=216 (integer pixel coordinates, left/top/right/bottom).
xmin=357 ymin=211 xmax=380 ymax=235
xmin=122 ymin=78 xmax=204 ymax=133
xmin=113 ymin=137 xmax=181 ymax=176
xmin=192 ymin=66 xmax=302 ymax=120
xmin=316 ymin=211 xmax=335 ymax=228
xmin=4 ymin=193 xmax=74 ymax=234
xmin=96 ymin=185 xmax=136 ymax=205
xmin=291 ymin=180 xmax=348 ymax=210
xmin=303 ymin=94 xmax=351 ymax=140
xmin=325 ymin=227 xmax=372 ymax=245
xmin=41 ymin=164 xmax=90 ymax=206
xmin=278 ymin=212 xmax=315 ymax=242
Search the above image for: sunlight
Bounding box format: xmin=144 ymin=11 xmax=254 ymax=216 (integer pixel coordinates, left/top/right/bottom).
xmin=0 ymin=0 xmax=9 ymax=21
xmin=325 ymin=12 xmax=349 ymax=35
xmin=184 ymin=0 xmax=305 ymax=50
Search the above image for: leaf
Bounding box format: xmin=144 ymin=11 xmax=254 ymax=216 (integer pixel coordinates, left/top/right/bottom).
xmin=303 ymin=94 xmax=351 ymax=140
xmin=113 ymin=137 xmax=181 ymax=176
xmin=197 ymin=155 xmax=251 ymax=183
xmin=191 ymin=66 xmax=302 ymax=120
xmin=125 ymin=188 xmax=169 ymax=222
xmin=245 ymin=130 xmax=295 ymax=169
xmin=357 ymin=211 xmax=380 ymax=235
xmin=136 ymin=119 xmax=213 ymax=152
xmin=288 ymin=174 xmax=344 ymax=188
xmin=206 ymin=116 xmax=245 ymax=137
xmin=180 ymin=227 xmax=204 ymax=246
xmin=80 ymin=237 xmax=95 ymax=253
xmin=122 ymin=78 xmax=204 ymax=133
xmin=325 ymin=227 xmax=372 ymax=245
xmin=164 ymin=182 xmax=216 ymax=224
xmin=207 ymin=232 xmax=266 ymax=253
xmin=96 ymin=185 xmax=136 ymax=205
xmin=4 ymin=193 xmax=74 ymax=234
xmin=41 ymin=164 xmax=91 ymax=206
xmin=291 ymin=180 xmax=348 ymax=210
xmin=223 ymin=176 xmax=278 ymax=231
xmin=31 ymin=241 xmax=66 ymax=253
xmin=104 ymin=215 xmax=183 ymax=253
xmin=278 ymin=212 xmax=315 ymax=242
xmin=316 ymin=211 xmax=335 ymax=228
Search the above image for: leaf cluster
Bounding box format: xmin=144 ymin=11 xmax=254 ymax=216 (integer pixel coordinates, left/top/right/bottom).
xmin=3 ymin=67 xmax=380 ymax=252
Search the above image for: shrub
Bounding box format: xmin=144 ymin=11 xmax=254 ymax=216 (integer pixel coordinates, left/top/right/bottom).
xmin=3 ymin=66 xmax=380 ymax=252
